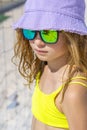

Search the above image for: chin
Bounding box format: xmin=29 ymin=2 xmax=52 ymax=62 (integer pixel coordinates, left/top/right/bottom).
xmin=37 ymin=55 xmax=48 ymax=61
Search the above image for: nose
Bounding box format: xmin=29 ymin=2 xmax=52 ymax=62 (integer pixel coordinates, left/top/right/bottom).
xmin=34 ymin=32 xmax=46 ymax=47
xmin=35 ymin=32 xmax=41 ymax=39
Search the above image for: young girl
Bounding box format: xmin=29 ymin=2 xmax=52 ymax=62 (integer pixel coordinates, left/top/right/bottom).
xmin=13 ymin=0 xmax=87 ymax=130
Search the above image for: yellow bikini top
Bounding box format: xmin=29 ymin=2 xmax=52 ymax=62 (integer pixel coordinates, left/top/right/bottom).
xmin=32 ymin=73 xmax=87 ymax=129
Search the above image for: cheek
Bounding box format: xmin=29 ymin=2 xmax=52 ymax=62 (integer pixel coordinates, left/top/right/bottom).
xmin=49 ymin=43 xmax=62 ymax=52
xmin=50 ymin=41 xmax=68 ymax=56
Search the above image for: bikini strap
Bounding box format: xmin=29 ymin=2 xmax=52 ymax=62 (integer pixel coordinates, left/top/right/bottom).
xmin=36 ymin=72 xmax=41 ymax=87
xmin=69 ymin=81 xmax=87 ymax=87
xmin=69 ymin=76 xmax=87 ymax=88
xmin=71 ymin=76 xmax=87 ymax=80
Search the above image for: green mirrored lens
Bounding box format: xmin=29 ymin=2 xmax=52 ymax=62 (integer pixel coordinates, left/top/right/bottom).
xmin=41 ymin=30 xmax=58 ymax=44
xmin=23 ymin=29 xmax=36 ymax=40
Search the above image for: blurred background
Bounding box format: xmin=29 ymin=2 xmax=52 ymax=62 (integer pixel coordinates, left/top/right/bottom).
xmin=0 ymin=0 xmax=87 ymax=130
xmin=0 ymin=0 xmax=33 ymax=130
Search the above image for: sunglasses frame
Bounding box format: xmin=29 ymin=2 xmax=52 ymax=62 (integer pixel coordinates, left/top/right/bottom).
xmin=22 ymin=29 xmax=59 ymax=44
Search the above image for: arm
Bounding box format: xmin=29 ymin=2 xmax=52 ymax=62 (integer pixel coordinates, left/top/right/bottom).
xmin=62 ymin=84 xmax=87 ymax=130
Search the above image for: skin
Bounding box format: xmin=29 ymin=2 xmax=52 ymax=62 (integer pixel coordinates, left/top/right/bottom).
xmin=29 ymin=32 xmax=87 ymax=130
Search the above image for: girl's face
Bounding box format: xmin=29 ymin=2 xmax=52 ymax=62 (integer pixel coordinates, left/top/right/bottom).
xmin=29 ymin=32 xmax=68 ymax=62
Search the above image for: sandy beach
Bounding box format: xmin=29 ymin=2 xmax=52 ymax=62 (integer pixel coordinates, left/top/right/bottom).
xmin=0 ymin=5 xmax=33 ymax=130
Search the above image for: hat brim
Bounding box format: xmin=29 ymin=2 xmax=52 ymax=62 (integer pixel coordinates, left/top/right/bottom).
xmin=13 ymin=11 xmax=87 ymax=35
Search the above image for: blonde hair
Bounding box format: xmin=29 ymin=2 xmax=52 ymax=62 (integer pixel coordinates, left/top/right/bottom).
xmin=12 ymin=29 xmax=87 ymax=97
xmin=61 ymin=31 xmax=87 ymax=101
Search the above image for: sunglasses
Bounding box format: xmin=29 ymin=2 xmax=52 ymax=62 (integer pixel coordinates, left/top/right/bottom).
xmin=22 ymin=29 xmax=59 ymax=44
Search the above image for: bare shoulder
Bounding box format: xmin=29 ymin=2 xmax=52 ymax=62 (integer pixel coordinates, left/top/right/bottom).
xmin=63 ymin=72 xmax=87 ymax=102
xmin=63 ymin=81 xmax=87 ymax=105
xmin=62 ymin=77 xmax=87 ymax=130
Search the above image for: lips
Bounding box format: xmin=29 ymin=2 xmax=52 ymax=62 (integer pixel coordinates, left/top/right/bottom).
xmin=35 ymin=49 xmax=48 ymax=54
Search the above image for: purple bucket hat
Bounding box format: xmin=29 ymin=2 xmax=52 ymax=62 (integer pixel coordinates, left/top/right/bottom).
xmin=13 ymin=0 xmax=87 ymax=35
